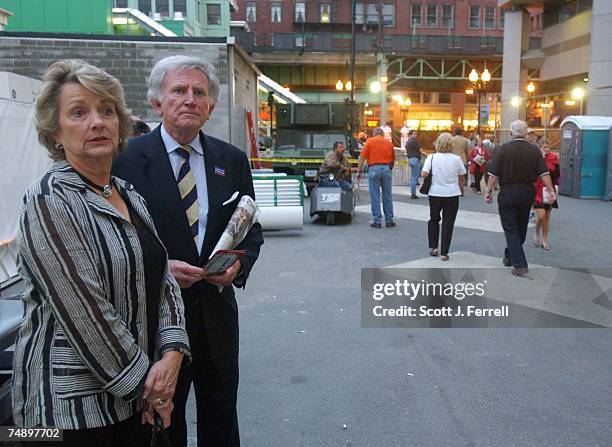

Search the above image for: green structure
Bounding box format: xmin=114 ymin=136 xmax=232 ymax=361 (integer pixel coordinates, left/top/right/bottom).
xmin=0 ymin=0 xmax=113 ymax=34
xmin=0 ymin=0 xmax=237 ymax=37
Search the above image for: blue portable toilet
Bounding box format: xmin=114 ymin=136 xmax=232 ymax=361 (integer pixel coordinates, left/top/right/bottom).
xmin=559 ymin=116 xmax=612 ymax=199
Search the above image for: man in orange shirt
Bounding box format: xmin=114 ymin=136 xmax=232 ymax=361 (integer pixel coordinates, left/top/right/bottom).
xmin=357 ymin=127 xmax=396 ymax=228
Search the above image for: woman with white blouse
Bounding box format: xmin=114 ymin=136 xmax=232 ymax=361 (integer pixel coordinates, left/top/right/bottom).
xmin=421 ymin=132 xmax=466 ymax=261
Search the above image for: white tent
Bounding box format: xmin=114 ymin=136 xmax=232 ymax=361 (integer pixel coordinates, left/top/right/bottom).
xmin=0 ymin=72 xmax=49 ymax=284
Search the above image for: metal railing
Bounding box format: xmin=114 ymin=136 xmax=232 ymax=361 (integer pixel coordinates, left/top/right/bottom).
xmin=232 ymin=31 xmax=504 ymax=55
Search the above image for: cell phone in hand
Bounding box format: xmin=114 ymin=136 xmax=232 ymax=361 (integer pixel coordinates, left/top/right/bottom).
xmin=204 ymin=250 xmax=245 ymax=275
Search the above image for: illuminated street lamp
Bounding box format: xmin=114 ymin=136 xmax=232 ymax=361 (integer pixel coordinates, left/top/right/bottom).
xmin=336 ymin=80 xmax=352 ymax=92
xmin=370 ymin=80 xmax=382 ymax=93
xmin=526 ymin=81 xmax=536 ymax=95
xmin=511 ymin=96 xmax=521 ymax=108
xmin=468 ymin=68 xmax=491 ymax=135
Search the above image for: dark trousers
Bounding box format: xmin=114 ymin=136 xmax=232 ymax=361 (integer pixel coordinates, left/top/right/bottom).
xmin=497 ymin=185 xmax=535 ymax=269
xmin=168 ymin=301 xmax=240 ymax=447
xmin=474 ymin=168 xmax=488 ymax=192
xmin=428 ymin=195 xmax=460 ymax=256
xmin=40 ymin=413 xmax=147 ymax=447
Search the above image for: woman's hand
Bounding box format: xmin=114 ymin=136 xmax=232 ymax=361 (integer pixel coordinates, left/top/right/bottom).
xmin=143 ymin=351 xmax=183 ymax=405
xmin=141 ymin=399 xmax=174 ymax=428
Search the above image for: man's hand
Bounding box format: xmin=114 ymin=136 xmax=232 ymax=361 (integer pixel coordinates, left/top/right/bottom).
xmin=484 ymin=191 xmax=493 ymax=204
xmin=168 ymin=259 xmax=206 ymax=288
xmin=203 ymin=259 xmax=241 ymax=287
xmin=143 ymin=351 xmax=183 ymax=405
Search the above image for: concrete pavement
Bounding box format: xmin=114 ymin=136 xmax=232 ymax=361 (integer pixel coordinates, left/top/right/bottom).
xmin=186 ymin=188 xmax=612 ymax=446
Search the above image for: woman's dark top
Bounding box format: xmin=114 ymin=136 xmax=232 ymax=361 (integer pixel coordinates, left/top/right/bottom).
xmin=127 ymin=201 xmax=166 ymax=360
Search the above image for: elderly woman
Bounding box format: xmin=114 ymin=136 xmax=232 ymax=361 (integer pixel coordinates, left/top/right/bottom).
xmin=13 ymin=60 xmax=189 ymax=444
xmin=421 ymin=132 xmax=466 ymax=261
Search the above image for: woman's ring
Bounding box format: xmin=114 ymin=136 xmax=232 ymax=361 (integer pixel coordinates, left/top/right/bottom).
xmin=156 ymin=398 xmax=166 ymax=405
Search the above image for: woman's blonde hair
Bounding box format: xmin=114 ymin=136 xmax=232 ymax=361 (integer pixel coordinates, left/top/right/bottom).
xmin=435 ymin=132 xmax=454 ymax=153
xmin=35 ymin=59 xmax=131 ymax=160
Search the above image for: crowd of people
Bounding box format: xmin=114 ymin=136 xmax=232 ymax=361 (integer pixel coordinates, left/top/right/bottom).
xmin=347 ymin=121 xmax=559 ymax=276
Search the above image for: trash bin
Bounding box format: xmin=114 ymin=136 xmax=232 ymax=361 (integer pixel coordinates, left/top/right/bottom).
xmin=559 ymin=116 xmax=612 ymax=199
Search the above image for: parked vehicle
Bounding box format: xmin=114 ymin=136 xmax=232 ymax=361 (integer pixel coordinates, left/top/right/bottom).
xmin=271 ymin=102 xmax=360 ymax=192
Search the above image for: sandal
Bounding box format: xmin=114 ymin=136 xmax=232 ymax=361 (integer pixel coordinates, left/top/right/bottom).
xmin=429 ymin=248 xmax=439 ymax=257
xmin=541 ymin=243 xmax=550 ymax=251
xmin=533 ymin=239 xmax=540 ymax=247
xmin=441 ymin=255 xmax=449 ymax=261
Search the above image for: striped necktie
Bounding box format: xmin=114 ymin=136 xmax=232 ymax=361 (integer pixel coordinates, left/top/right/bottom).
xmin=176 ymin=145 xmax=199 ymax=242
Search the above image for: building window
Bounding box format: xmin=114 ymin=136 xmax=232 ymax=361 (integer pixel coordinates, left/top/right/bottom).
xmin=426 ymin=4 xmax=437 ymax=27
xmin=484 ymin=6 xmax=495 ymax=29
xmin=138 ymin=0 xmax=151 ymax=15
xmin=499 ymin=8 xmax=504 ymax=29
xmin=155 ymin=0 xmax=169 ymax=16
xmin=408 ymin=92 xmax=421 ymax=104
xmin=295 ymin=35 xmax=305 ymax=47
xmin=295 ymin=2 xmax=305 ymax=23
xmin=174 ymin=0 xmax=186 ymax=15
xmin=207 ymin=3 xmax=221 ymax=25
xmin=469 ymin=6 xmax=480 ymax=29
xmin=355 ymin=3 xmax=394 ymax=27
xmin=423 ymin=92 xmax=434 ymax=104
xmin=411 ymin=4 xmax=422 ymax=27
xmin=114 ymin=0 xmax=128 ymax=7
xmin=246 ymin=2 xmax=256 ymax=22
xmin=441 ymin=4 xmax=453 ymax=28
xmin=320 ymin=3 xmax=331 ymax=23
xmin=271 ymin=2 xmax=281 ymax=23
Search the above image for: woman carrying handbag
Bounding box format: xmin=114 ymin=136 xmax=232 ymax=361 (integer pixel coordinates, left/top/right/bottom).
xmin=468 ymin=138 xmax=490 ymax=194
xmin=421 ymin=132 xmax=466 ymax=261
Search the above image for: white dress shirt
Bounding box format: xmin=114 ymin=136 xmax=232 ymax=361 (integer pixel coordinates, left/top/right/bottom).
xmin=161 ymin=125 xmax=208 ymax=253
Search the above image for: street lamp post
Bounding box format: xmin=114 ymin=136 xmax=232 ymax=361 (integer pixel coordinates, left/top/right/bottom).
xmin=469 ymin=68 xmax=491 ymax=136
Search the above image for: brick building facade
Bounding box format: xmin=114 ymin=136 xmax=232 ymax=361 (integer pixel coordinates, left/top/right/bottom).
xmin=231 ymin=1 xmax=542 ymax=131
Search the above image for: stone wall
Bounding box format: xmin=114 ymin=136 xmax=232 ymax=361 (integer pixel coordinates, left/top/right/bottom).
xmin=0 ymin=33 xmax=258 ymax=149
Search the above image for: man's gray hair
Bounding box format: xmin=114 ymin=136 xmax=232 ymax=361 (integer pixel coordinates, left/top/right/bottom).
xmin=147 ymin=55 xmax=220 ymax=104
xmin=373 ymin=127 xmax=384 ymax=136
xmin=510 ymin=120 xmax=528 ymax=138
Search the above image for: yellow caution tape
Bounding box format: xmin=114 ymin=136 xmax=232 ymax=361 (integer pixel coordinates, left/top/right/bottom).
xmin=249 ymin=158 xmax=408 ymax=165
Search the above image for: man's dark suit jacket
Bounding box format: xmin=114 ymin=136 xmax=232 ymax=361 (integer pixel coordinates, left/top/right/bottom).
xmin=113 ymin=125 xmax=263 ymax=372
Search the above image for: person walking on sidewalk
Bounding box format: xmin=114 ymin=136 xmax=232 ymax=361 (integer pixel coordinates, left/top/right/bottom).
xmin=358 ymin=127 xmax=395 ymax=228
xmin=469 ymin=138 xmax=490 ymax=194
xmin=421 ymin=132 xmax=466 ymax=261
xmin=451 ymin=127 xmax=470 ymax=186
xmin=484 ymin=120 xmax=556 ymax=277
xmin=405 ymin=129 xmax=424 ymax=199
xmin=533 ymin=140 xmax=560 ymax=250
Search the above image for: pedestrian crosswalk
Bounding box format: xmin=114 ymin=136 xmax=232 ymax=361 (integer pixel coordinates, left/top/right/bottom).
xmin=380 ymin=251 xmax=612 ymax=328
xmin=355 ymin=201 xmax=508 ymax=233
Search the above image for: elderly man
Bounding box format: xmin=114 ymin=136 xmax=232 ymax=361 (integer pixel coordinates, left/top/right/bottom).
xmin=357 ymin=127 xmax=395 ymax=228
xmin=484 ymin=120 xmax=555 ymax=277
xmin=113 ymin=55 xmax=264 ymax=446
xmin=318 ymin=140 xmax=352 ymax=190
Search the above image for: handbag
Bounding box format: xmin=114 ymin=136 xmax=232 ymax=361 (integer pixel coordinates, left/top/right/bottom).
xmin=419 ymin=155 xmax=434 ymax=195
xmin=150 ymin=413 xmax=173 ymax=447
